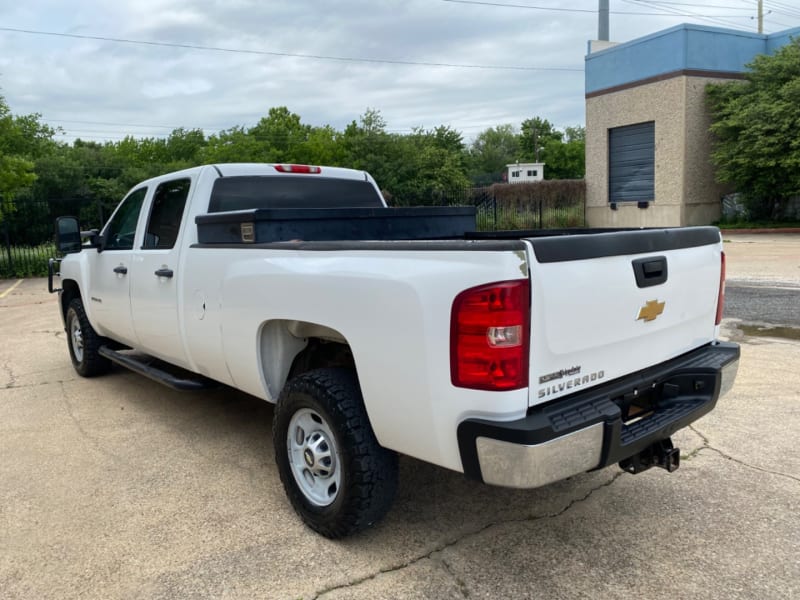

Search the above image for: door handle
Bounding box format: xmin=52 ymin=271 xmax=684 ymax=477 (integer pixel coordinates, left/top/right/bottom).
xmin=154 ymin=268 xmax=174 ymax=278
xmin=113 ymin=265 xmax=128 ymax=275
xmin=632 ymin=256 xmax=668 ymax=288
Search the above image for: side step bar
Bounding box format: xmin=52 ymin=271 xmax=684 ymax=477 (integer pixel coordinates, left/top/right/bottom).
xmin=98 ymin=346 xmax=216 ymax=391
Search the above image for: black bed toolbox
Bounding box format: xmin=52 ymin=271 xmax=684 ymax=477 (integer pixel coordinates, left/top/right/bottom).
xmin=195 ymin=206 xmax=477 ymax=244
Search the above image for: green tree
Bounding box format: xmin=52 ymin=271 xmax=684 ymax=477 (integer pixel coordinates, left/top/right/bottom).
xmin=0 ymin=96 xmax=55 ymax=219
xmin=707 ymin=39 xmax=800 ymax=219
xmin=165 ymin=128 xmax=206 ymax=165
xmin=519 ymin=117 xmax=562 ymax=160
xmin=302 ymin=125 xmax=346 ymax=166
xmin=387 ymin=127 xmax=470 ymax=205
xmin=564 ymin=125 xmax=585 ymax=143
xmin=340 ymin=108 xmax=397 ymax=189
xmin=202 ymin=126 xmax=266 ymax=163
xmin=539 ymin=137 xmax=585 ymax=179
xmin=469 ymin=124 xmax=519 ymax=184
xmin=248 ymin=106 xmax=310 ymax=162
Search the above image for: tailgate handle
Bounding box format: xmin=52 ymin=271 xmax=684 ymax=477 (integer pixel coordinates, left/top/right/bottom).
xmin=632 ymin=256 xmax=668 ymax=288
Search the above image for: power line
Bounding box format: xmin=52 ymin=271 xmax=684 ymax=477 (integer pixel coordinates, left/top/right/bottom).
xmin=45 ymin=118 xmax=195 ymax=129
xmin=631 ymin=1 xmax=753 ymax=9
xmin=765 ymin=0 xmax=800 ymax=17
xmin=441 ymin=0 xmax=759 ymax=16
xmin=623 ymin=0 xmax=751 ymax=28
xmin=742 ymin=0 xmax=800 ymax=20
xmin=0 ymin=26 xmax=583 ymax=72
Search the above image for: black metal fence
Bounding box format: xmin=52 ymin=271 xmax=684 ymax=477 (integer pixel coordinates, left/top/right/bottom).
xmin=429 ymin=182 xmax=586 ymax=231
xmin=1 ymin=182 xmax=586 ymax=279
xmin=1 ymin=197 xmax=106 ymax=279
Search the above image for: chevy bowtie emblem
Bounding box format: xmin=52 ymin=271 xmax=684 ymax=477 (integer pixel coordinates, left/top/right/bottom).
xmin=637 ymin=300 xmax=665 ymax=322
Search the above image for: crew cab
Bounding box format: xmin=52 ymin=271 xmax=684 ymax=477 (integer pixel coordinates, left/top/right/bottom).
xmin=49 ymin=163 xmax=739 ymax=537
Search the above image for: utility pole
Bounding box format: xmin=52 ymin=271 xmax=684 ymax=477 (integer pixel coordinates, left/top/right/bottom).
xmin=533 ymin=127 xmax=539 ymax=163
xmin=758 ymin=0 xmax=763 ymax=34
xmin=598 ymin=0 xmax=610 ymax=41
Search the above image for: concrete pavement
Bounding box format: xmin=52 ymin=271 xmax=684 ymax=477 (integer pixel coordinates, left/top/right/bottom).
xmin=1 ymin=235 xmax=798 ymax=599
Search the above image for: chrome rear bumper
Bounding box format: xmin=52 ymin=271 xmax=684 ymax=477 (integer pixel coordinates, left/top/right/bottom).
xmin=459 ymin=342 xmax=740 ymax=488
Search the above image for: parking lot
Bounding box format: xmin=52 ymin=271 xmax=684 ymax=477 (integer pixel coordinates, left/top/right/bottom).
xmin=1 ymin=234 xmax=798 ymax=600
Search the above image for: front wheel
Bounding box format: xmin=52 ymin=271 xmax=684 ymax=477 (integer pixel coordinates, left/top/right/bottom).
xmin=65 ymin=298 xmax=111 ymax=377
xmin=273 ymin=368 xmax=398 ymax=538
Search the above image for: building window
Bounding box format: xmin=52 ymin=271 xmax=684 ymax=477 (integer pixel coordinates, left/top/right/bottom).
xmin=512 ymin=170 xmax=520 ymax=178
xmin=527 ymin=170 xmax=537 ymax=177
xmin=608 ymin=121 xmax=655 ymax=203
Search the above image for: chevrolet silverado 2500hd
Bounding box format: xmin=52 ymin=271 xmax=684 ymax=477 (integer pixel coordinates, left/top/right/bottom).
xmin=49 ymin=163 xmax=740 ymax=538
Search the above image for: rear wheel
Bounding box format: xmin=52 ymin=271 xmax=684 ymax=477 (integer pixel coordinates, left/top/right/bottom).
xmin=65 ymin=298 xmax=111 ymax=377
xmin=273 ymin=368 xmax=398 ymax=538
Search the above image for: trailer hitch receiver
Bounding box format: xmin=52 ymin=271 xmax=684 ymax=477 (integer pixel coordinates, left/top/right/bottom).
xmin=619 ymin=438 xmax=680 ymax=474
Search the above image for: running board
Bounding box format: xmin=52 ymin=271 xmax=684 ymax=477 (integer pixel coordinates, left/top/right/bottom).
xmin=98 ymin=346 xmax=217 ymax=391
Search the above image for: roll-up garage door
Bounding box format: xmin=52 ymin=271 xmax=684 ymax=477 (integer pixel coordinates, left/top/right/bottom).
xmin=608 ymin=121 xmax=654 ymax=203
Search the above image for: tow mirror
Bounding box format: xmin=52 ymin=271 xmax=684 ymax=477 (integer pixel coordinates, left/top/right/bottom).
xmin=55 ymin=216 xmax=81 ymax=254
xmin=54 ymin=217 xmax=102 ymax=254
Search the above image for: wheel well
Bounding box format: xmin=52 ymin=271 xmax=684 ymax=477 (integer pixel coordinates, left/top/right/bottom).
xmin=289 ymin=339 xmax=355 ymax=380
xmin=60 ymin=280 xmax=81 ymax=321
xmin=258 ymin=320 xmax=355 ymax=401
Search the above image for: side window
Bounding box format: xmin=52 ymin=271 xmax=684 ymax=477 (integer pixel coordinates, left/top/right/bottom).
xmin=104 ymin=187 xmax=147 ymax=251
xmin=143 ymin=178 xmax=191 ymax=250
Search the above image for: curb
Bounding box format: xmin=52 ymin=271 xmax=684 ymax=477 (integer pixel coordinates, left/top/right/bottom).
xmin=720 ymin=228 xmax=800 ymax=234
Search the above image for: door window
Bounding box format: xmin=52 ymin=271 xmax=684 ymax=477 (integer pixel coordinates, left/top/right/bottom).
xmin=104 ymin=188 xmax=147 ymax=251
xmin=143 ymin=178 xmax=191 ymax=250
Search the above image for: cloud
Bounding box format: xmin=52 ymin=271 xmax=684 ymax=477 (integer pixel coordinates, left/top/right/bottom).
xmin=0 ymin=0 xmax=791 ymax=144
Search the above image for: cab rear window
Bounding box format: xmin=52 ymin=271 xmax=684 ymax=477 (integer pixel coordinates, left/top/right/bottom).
xmin=208 ymin=175 xmax=383 ymax=212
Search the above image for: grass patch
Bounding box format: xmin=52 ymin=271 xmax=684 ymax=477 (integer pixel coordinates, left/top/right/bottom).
xmin=477 ymin=206 xmax=584 ymax=231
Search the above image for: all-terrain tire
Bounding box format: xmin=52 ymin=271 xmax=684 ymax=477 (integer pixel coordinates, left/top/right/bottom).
xmin=273 ymin=367 xmax=399 ymax=538
xmin=65 ymin=297 xmax=112 ymax=377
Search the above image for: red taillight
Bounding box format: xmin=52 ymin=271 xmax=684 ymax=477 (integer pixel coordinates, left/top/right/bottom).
xmin=450 ymin=280 xmax=530 ymax=391
xmin=274 ymin=164 xmax=321 ymax=174
xmin=715 ymin=251 xmax=726 ymax=325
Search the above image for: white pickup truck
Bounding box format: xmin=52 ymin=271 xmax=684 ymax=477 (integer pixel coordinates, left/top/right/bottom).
xmin=50 ymin=163 xmax=739 ymax=538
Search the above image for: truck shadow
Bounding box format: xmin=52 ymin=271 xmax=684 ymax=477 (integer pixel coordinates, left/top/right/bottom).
xmin=105 ymin=369 xmax=616 ymax=543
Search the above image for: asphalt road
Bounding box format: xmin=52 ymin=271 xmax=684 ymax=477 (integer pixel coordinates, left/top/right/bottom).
xmin=1 ymin=234 xmax=798 ymax=600
xmin=725 ymin=281 xmax=800 ymax=327
xmin=723 ymin=233 xmax=800 ymax=328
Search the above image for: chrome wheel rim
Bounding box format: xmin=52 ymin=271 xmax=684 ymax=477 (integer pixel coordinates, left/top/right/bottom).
xmin=287 ymin=408 xmax=341 ymax=507
xmin=70 ymin=314 xmax=84 ymax=363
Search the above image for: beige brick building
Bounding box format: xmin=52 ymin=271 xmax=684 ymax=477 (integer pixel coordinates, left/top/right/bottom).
xmin=584 ymin=24 xmax=800 ymax=228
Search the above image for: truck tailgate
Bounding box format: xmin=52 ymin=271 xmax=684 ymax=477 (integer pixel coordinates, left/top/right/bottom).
xmin=525 ymin=227 xmax=723 ymax=407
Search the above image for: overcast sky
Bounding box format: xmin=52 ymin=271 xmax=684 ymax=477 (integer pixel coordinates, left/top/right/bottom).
xmin=1 ymin=0 xmax=797 ymax=144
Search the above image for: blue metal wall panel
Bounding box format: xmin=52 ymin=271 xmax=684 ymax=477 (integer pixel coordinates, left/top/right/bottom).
xmin=585 ymin=24 xmax=800 ymax=95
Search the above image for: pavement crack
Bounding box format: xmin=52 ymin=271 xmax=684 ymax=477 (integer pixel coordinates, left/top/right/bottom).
xmin=688 ymin=425 xmax=799 ymax=484
xmin=58 ymin=381 xmax=126 ymax=464
xmin=310 ymin=472 xmax=623 ymax=600
xmin=2 ymin=361 xmax=18 ymax=389
xmin=434 ymin=555 xmax=471 ymax=598
xmin=697 ymin=446 xmax=800 ymax=484
xmin=4 ymin=378 xmax=78 ymax=390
